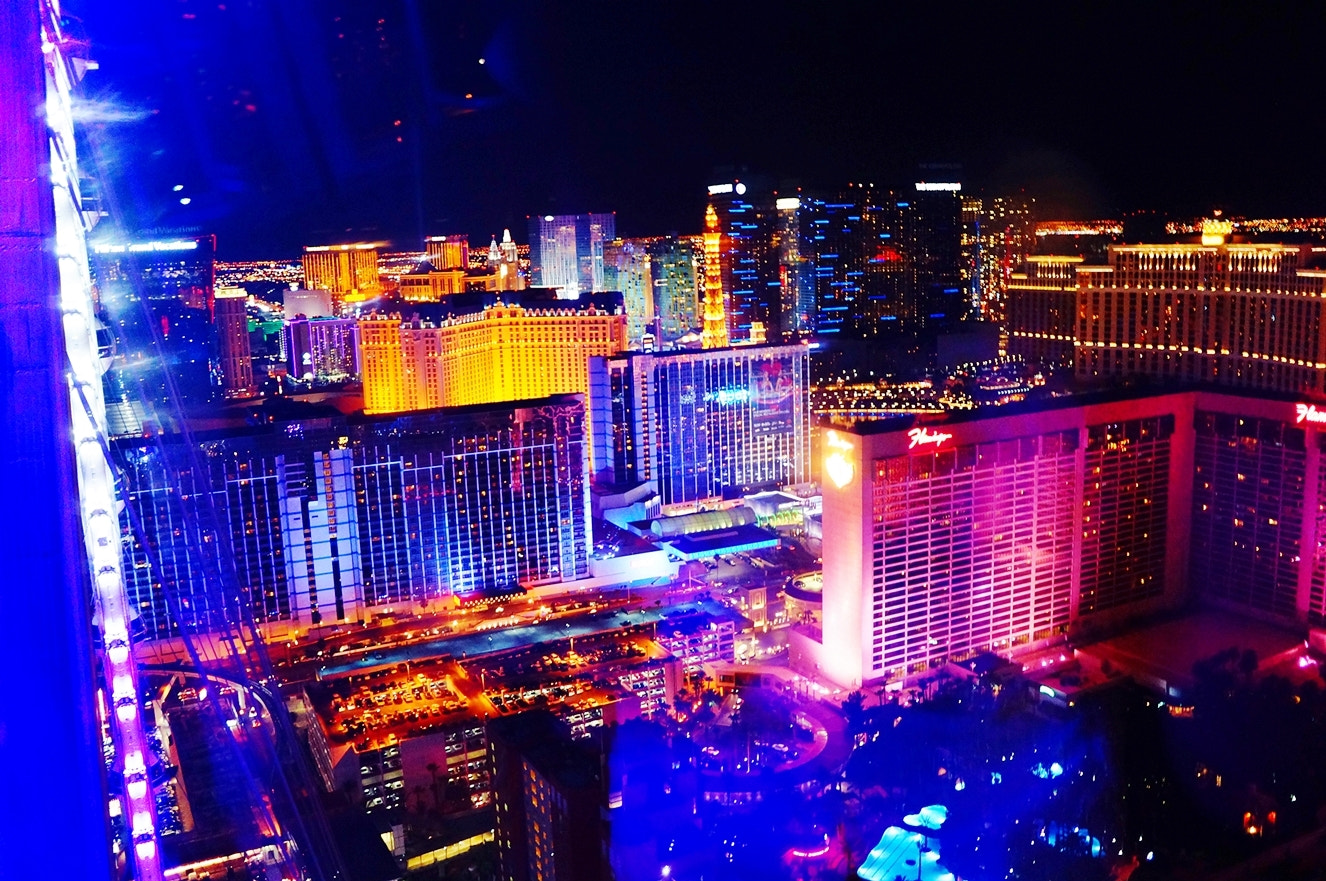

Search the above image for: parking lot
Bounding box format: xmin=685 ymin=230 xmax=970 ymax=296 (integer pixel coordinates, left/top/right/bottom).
xmin=323 ymin=664 xmax=471 ymax=748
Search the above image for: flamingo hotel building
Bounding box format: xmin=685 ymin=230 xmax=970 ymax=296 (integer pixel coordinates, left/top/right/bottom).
xmin=802 ymin=389 xmax=1326 ymax=688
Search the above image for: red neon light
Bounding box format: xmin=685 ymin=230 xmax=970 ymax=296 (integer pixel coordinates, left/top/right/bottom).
xmin=1296 ymin=403 xmax=1326 ymax=425
xmin=908 ymin=427 xmax=953 ymax=449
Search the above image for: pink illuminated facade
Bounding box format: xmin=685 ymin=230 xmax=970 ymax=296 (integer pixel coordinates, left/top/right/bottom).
xmin=806 ymin=390 xmax=1326 ymax=687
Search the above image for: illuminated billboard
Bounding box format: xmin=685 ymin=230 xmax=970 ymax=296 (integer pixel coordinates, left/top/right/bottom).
xmin=750 ymin=355 xmax=796 ymax=438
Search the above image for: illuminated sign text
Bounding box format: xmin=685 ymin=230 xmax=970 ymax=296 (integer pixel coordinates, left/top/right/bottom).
xmin=907 ymin=427 xmax=954 ymax=449
xmin=93 ymin=240 xmax=200 ymax=254
xmin=705 ymin=388 xmax=750 ymax=406
xmin=1296 ymin=403 xmax=1326 ymax=425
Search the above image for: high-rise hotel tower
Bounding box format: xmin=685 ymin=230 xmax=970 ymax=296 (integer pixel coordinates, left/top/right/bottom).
xmin=527 ymin=213 xmax=615 ymax=298
xmin=118 ymin=397 xmax=592 ymax=643
xmin=590 ymin=343 xmax=812 ymax=506
xmin=302 ymin=242 xmax=383 ymax=312
xmin=804 ymin=388 xmax=1326 ymax=688
xmin=1076 ymin=237 xmax=1326 ymax=393
xmin=359 ymin=292 xmax=627 ymax=415
xmin=1006 ymin=224 xmax=1326 ymax=393
xmin=214 ymin=286 xmax=255 ymax=398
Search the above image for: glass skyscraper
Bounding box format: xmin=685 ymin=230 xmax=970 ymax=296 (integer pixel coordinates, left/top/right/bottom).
xmin=590 ymin=343 xmax=812 ymax=506
xmin=906 ymin=180 xmax=966 ymax=327
xmin=707 ymin=181 xmax=779 ymax=343
xmin=646 ymin=236 xmax=700 ymax=341
xmin=772 ymin=195 xmax=814 ymax=338
xmin=803 ymin=185 xmax=907 ymax=338
xmin=798 ymin=181 xmax=969 ymax=339
xmin=602 ymin=236 xmax=655 ymax=344
xmin=527 ymin=213 xmax=616 ymax=298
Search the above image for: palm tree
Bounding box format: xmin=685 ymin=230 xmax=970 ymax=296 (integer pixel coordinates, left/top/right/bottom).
xmin=1238 ymin=648 xmax=1259 ymax=682
xmin=842 ymin=690 xmax=868 ymax=739
xmin=426 ymin=761 xmax=441 ymax=810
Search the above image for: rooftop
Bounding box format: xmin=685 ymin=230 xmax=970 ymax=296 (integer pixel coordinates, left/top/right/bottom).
xmin=1078 ymin=608 xmax=1306 ymax=695
xmin=317 ymin=599 xmax=735 ymax=679
xmin=665 ymin=524 xmax=780 ymax=559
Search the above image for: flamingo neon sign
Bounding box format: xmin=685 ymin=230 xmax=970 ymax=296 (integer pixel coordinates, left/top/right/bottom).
xmin=907 ymin=426 xmax=953 ymax=449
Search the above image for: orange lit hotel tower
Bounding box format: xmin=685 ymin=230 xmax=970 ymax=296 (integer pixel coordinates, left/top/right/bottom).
xmin=1008 ymin=228 xmax=1326 ymax=395
xmin=360 ymin=293 xmax=628 ymax=414
xmin=302 ymin=242 xmax=383 ymax=312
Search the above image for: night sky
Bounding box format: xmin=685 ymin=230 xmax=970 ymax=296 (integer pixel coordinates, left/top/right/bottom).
xmin=70 ymin=0 xmax=1326 ymax=259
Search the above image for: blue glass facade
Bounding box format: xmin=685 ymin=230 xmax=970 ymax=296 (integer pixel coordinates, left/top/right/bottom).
xmin=528 ymin=213 xmax=615 ymax=296
xmin=801 ymin=184 xmax=968 ymax=338
xmin=646 ymin=236 xmax=700 ymax=340
xmin=806 ymin=187 xmax=910 ymax=337
xmin=118 ymin=397 xmax=591 ymax=640
xmin=708 ymin=185 xmax=779 ymax=342
xmin=591 ymin=344 xmax=812 ymax=506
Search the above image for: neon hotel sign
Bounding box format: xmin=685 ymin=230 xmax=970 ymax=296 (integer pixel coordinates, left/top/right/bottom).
xmin=907 ymin=426 xmax=953 ymax=449
xmin=1296 ymin=403 xmax=1326 ymax=425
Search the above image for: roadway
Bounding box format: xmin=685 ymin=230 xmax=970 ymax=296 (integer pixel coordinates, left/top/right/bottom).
xmin=314 ymin=598 xmax=733 ymax=680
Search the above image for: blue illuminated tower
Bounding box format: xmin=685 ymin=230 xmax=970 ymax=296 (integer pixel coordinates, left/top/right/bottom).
xmin=802 ymin=180 xmax=967 ymax=339
xmin=706 ymin=179 xmax=781 ymax=343
xmin=0 ymin=4 xmax=121 ymax=878
xmin=907 ymin=177 xmax=966 ymax=327
xmin=804 ymin=184 xmax=907 ymax=338
xmin=772 ymin=194 xmax=815 ymax=338
xmin=590 ymin=343 xmax=812 ymax=504
xmin=527 ymin=212 xmax=616 ymax=297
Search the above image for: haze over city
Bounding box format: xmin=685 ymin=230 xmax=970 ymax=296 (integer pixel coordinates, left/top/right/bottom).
xmin=73 ymin=1 xmax=1326 ymax=256
xmin=10 ymin=4 xmax=1326 ymax=881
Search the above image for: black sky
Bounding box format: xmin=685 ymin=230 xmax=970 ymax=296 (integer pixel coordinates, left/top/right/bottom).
xmin=71 ymin=1 xmax=1326 ymax=259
